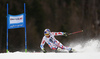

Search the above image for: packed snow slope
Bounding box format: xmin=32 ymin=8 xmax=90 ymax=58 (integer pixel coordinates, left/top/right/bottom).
xmin=0 ymin=40 xmax=100 ymax=59
xmin=0 ymin=52 xmax=100 ymax=59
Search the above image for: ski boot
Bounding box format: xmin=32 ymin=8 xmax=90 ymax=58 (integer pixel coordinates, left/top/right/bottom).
xmin=69 ymin=48 xmax=73 ymax=53
xmin=55 ymin=47 xmax=62 ymax=53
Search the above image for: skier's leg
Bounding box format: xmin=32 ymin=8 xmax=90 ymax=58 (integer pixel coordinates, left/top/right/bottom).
xmin=54 ymin=40 xmax=72 ymax=51
xmin=48 ymin=42 xmax=57 ymax=50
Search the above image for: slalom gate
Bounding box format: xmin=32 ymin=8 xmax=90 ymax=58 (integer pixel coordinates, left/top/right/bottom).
xmin=6 ymin=3 xmax=27 ymax=53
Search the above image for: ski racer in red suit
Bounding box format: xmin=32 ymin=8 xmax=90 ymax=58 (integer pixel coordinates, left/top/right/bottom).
xmin=40 ymin=29 xmax=73 ymax=53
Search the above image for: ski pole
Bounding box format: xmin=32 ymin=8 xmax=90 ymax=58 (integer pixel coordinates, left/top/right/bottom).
xmin=68 ymin=30 xmax=83 ymax=35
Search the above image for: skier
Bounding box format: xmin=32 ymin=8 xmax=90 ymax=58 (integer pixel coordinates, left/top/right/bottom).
xmin=40 ymin=29 xmax=73 ymax=53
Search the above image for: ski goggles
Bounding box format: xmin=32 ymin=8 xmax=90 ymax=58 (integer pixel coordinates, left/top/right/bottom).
xmin=45 ymin=34 xmax=49 ymax=36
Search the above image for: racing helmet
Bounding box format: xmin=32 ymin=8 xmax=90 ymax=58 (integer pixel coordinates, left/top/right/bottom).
xmin=44 ymin=29 xmax=51 ymax=36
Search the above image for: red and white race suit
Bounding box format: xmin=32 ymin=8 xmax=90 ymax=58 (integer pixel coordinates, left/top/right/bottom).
xmin=40 ymin=32 xmax=70 ymax=51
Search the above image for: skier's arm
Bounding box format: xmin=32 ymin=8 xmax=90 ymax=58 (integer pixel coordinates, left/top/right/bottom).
xmin=40 ymin=38 xmax=47 ymax=53
xmin=51 ymin=32 xmax=67 ymax=36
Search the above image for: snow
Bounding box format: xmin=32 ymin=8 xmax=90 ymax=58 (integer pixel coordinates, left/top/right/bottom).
xmin=0 ymin=52 xmax=100 ymax=59
xmin=72 ymin=39 xmax=100 ymax=53
xmin=0 ymin=40 xmax=100 ymax=59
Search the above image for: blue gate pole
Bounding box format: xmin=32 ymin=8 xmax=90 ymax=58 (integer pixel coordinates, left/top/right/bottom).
xmin=24 ymin=3 xmax=27 ymax=53
xmin=7 ymin=3 xmax=9 ymax=53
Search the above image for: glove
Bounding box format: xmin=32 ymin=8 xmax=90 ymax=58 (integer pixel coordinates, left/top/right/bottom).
xmin=63 ymin=32 xmax=67 ymax=36
xmin=42 ymin=48 xmax=47 ymax=53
